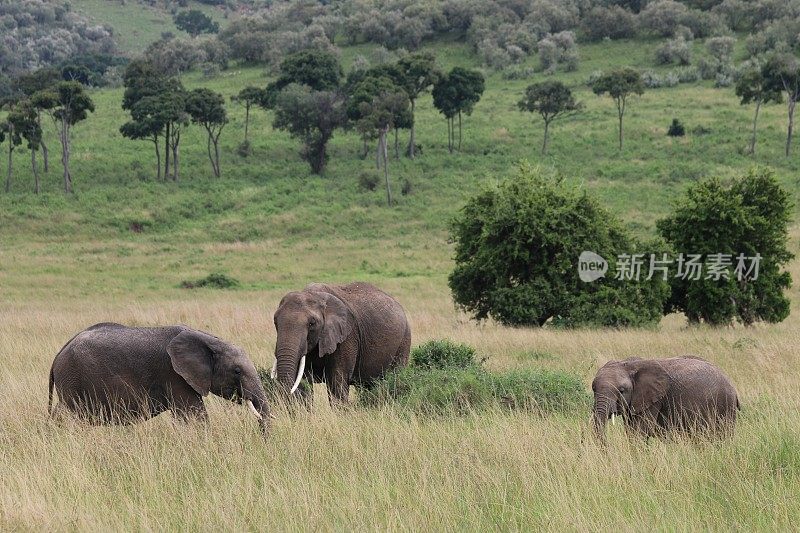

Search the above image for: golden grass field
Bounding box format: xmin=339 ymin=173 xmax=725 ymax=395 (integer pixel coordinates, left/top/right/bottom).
xmin=1 ymin=232 xmax=800 ymax=530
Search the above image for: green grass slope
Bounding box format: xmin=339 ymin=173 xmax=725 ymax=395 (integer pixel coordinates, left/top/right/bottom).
xmin=72 ymin=0 xmax=229 ymax=54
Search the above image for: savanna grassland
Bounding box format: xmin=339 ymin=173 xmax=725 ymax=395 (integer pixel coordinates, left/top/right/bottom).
xmin=2 ymin=11 xmax=800 ymax=530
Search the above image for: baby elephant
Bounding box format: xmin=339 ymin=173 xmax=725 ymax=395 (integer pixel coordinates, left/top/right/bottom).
xmin=48 ymin=323 xmax=271 ymax=435
xmin=592 ymin=356 xmax=739 ymax=440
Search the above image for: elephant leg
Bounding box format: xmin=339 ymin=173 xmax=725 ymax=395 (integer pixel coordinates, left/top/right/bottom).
xmin=325 ymin=337 xmax=358 ymax=408
xmin=295 ymin=379 xmax=314 ymax=411
xmin=171 ymin=393 xmax=208 ymax=423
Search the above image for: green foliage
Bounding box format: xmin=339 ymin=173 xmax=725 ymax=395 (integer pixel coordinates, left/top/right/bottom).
xmin=264 ymin=50 xmax=343 ymax=109
xmin=667 ymin=118 xmax=685 ymax=136
xmin=518 ymin=80 xmax=581 ymax=154
xmin=657 ymin=168 xmax=794 ymax=325
xmin=448 ymin=163 xmax=669 ymax=328
xmin=410 ymin=339 xmax=481 ymax=370
xmin=180 ymin=272 xmax=240 ymax=289
xmin=359 ymin=338 xmax=589 ymax=415
xmin=272 ymin=84 xmax=348 ymax=174
xmin=432 ymin=67 xmax=485 ymax=152
xmin=173 ymin=10 xmax=219 ymax=37
xmin=592 ymin=67 xmax=645 ymax=149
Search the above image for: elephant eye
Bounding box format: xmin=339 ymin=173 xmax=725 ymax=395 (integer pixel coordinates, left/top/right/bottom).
xmin=234 ymin=367 xmax=242 ymax=375
xmin=308 ymin=318 xmax=317 ymax=327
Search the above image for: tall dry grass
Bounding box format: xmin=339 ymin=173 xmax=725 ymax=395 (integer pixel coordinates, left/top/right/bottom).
xmin=1 ymin=238 xmax=800 ymax=530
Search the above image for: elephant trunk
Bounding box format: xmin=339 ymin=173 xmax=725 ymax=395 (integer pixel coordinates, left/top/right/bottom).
xmin=593 ymin=395 xmax=612 ymax=439
xmin=243 ymin=375 xmax=271 ymax=438
xmin=274 ymin=330 xmax=306 ymax=395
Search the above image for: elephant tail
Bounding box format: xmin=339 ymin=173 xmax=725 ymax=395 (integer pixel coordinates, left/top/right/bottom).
xmin=48 ymin=364 xmax=55 ymax=416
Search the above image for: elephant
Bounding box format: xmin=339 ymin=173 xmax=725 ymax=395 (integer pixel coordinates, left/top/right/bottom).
xmin=271 ymin=282 xmax=411 ymax=406
xmin=48 ymin=323 xmax=271 ymax=435
xmin=592 ymin=356 xmax=739 ymax=440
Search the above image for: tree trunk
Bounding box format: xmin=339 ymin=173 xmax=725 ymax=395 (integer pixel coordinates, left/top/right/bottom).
xmin=32 ymin=149 xmax=39 ymax=194
xmin=785 ymin=99 xmax=795 ymax=157
xmin=164 ymin=122 xmax=170 ymax=180
xmin=617 ymin=97 xmax=626 ymax=151
xmin=172 ymin=133 xmax=180 ymax=182
xmin=381 ymin=128 xmax=392 ymax=206
xmin=5 ymin=137 xmax=12 ymax=193
xmin=244 ymin=104 xmax=250 ymax=143
xmin=447 ymin=117 xmax=453 ymax=154
xmin=153 ymin=137 xmax=161 ymax=180
xmin=749 ymin=99 xmax=761 ymax=156
xmin=542 ymin=120 xmax=550 ymax=155
xmin=214 ymin=135 xmax=221 ymax=178
xmin=40 ymin=138 xmax=49 ymax=173
xmin=206 ymin=132 xmax=215 ymax=177
xmin=61 ymin=121 xmax=72 ymax=194
xmin=407 ymin=99 xmax=416 ymax=159
xmin=458 ymin=111 xmax=463 ymax=151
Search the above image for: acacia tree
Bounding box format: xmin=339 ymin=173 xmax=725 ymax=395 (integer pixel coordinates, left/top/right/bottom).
xmin=9 ymin=102 xmax=43 ymax=193
xmin=395 ymin=51 xmax=441 ymax=158
xmin=0 ymin=109 xmax=22 ymax=193
xmin=160 ymin=90 xmax=190 ymax=182
xmin=735 ymin=68 xmax=781 ymax=156
xmin=12 ymin=67 xmax=60 ymax=173
xmin=349 ymin=74 xmax=411 ymax=205
xmin=272 ymin=84 xmax=347 ymax=174
xmin=432 ymin=67 xmax=485 ymax=153
xmin=33 ymin=82 xmax=94 ymax=193
xmin=121 ymin=60 xmax=181 ymax=179
xmin=231 ymin=86 xmax=265 ymax=145
xmin=517 ymin=81 xmax=581 ymax=155
xmin=186 ymin=88 xmax=228 ymax=178
xmin=591 ymin=68 xmax=644 ymax=150
xmin=120 ymin=96 xmax=167 ymax=180
xmin=762 ymin=53 xmax=800 ymax=157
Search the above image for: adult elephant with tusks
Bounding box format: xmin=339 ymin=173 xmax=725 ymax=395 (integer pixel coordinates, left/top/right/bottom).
xmin=271 ymin=282 xmax=411 ymax=406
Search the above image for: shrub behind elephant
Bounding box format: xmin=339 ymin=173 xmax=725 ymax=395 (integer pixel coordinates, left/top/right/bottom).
xmin=49 ymin=323 xmax=271 ymax=435
xmin=272 ymin=282 xmax=411 ymax=405
xmin=592 ymin=356 xmax=739 ymax=440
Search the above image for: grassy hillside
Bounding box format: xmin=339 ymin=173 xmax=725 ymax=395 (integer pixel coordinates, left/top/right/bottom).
xmin=72 ymin=0 xmax=230 ymax=54
xmin=2 ymin=31 xmax=800 ymax=530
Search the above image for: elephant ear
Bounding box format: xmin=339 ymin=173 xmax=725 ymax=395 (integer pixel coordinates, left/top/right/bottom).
xmin=630 ymin=361 xmax=669 ymax=415
xmin=167 ymin=329 xmax=219 ymax=396
xmin=318 ymin=292 xmax=354 ymax=357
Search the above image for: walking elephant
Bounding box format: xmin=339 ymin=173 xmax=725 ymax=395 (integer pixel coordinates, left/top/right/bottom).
xmin=271 ymin=282 xmax=411 ymax=406
xmin=49 ymin=323 xmax=271 ymax=435
xmin=592 ymin=356 xmax=739 ymax=440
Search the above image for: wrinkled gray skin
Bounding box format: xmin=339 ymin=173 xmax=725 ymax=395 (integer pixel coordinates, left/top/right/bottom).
xmin=49 ymin=323 xmax=270 ymax=435
xmin=592 ymin=356 xmax=739 ymax=440
xmin=273 ymin=282 xmax=411 ymax=406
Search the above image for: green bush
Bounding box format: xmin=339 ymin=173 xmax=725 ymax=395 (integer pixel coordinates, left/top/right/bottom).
xmin=657 ymin=168 xmax=793 ymax=325
xmin=448 ymin=162 xmax=669 ymax=328
xmin=359 ymin=339 xmax=590 ymax=416
xmin=411 ymin=339 xmax=481 ymax=370
xmin=358 ymin=365 xmax=590 ymax=416
xmin=667 ymin=118 xmax=685 ymax=137
xmin=180 ymin=272 xmax=241 ymax=289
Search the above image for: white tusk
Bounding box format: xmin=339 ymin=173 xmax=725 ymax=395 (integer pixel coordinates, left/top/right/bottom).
xmin=290 ymin=355 xmax=306 ymax=394
xmin=611 ymin=414 xmax=617 ymax=426
xmin=246 ymin=400 xmax=263 ymax=420
xmin=270 ymin=360 xmax=277 ymax=380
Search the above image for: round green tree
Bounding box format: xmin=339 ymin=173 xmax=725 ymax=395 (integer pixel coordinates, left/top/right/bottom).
xmin=448 ymin=163 xmax=669 ymax=328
